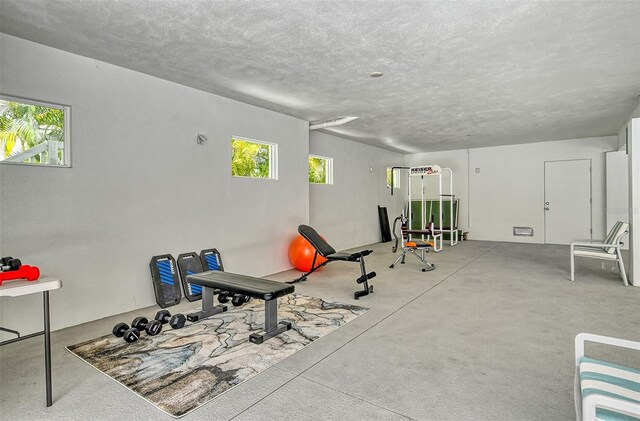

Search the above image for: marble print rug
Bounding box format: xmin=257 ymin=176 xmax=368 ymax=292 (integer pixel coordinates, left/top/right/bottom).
xmin=67 ymin=294 xmax=369 ymax=418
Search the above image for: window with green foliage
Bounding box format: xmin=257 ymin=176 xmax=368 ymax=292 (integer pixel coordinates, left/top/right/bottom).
xmin=0 ymin=96 xmax=70 ymax=167
xmin=231 ymin=137 xmax=277 ymax=179
xmin=309 ymin=155 xmax=333 ymax=184
xmin=387 ymin=168 xmax=401 ymax=188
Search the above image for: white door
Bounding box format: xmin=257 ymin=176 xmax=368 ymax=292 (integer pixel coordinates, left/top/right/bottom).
xmin=544 ymin=159 xmax=591 ymax=245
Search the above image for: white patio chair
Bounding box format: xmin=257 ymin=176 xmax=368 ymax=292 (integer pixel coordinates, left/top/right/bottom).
xmin=570 ymin=221 xmax=629 ymax=286
xmin=574 ymin=333 xmax=640 ymax=421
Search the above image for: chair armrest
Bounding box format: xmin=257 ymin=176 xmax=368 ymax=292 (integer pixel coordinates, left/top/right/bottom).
xmin=571 ymin=242 xmax=618 ymax=248
xmin=573 ymin=239 xmax=605 ymax=243
xmin=575 ymin=333 xmax=640 ymax=365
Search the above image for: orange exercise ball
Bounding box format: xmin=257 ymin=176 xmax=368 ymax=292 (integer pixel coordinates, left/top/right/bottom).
xmin=288 ymin=235 xmax=327 ymax=272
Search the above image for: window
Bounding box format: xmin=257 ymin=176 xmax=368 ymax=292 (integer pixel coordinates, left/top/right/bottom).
xmin=308 ymin=155 xmax=333 ymax=184
xmin=387 ymin=168 xmax=401 ymax=188
xmin=231 ymin=137 xmax=277 ymax=179
xmin=0 ymin=96 xmax=70 ymax=167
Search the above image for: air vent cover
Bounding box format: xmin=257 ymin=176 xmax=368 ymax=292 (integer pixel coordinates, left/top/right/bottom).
xmin=513 ymin=227 xmax=534 ymax=236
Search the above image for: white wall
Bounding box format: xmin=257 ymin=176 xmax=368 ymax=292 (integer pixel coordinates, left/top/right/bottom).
xmin=468 ymin=137 xmax=617 ymax=243
xmin=606 ymin=151 xmax=629 ymax=236
xmin=0 ymin=34 xmax=309 ymax=334
xmin=618 ymin=100 xmax=640 ymax=150
xmin=403 ymin=137 xmax=617 ymax=243
xmin=308 ymin=131 xmax=405 ymax=251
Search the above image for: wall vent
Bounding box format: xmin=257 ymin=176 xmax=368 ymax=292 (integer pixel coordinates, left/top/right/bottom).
xmin=513 ymin=226 xmax=534 ymax=236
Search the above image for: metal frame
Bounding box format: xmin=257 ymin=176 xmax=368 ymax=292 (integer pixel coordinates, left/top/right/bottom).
xmin=186 ymin=286 xmax=227 ymax=322
xmin=391 ymin=165 xmax=458 ymax=251
xmin=0 ymin=291 xmax=53 ymax=406
xmin=249 ymin=299 xmax=291 ymax=344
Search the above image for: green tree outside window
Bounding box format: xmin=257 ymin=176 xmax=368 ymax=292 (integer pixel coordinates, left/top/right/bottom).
xmin=231 ymin=138 xmax=271 ymax=178
xmin=0 ymin=99 xmax=65 ymax=164
xmin=309 ymin=156 xmax=327 ymax=183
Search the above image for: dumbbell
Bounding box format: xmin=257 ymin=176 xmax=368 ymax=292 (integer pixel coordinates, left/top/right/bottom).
xmin=112 ymin=322 xmax=140 ymax=343
xmin=155 ymin=310 xmax=186 ymax=329
xmin=218 ymin=291 xmax=250 ymax=307
xmin=231 ymin=295 xmax=251 ymax=307
xmin=217 ymin=291 xmax=232 ymax=303
xmin=0 ymin=257 xmax=21 ymax=272
xmin=131 ymin=316 xmax=162 ymax=336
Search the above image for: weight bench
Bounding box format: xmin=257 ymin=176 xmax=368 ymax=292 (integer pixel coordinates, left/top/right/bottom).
xmin=289 ymin=224 xmax=375 ymax=300
xmin=186 ymin=271 xmax=295 ymax=344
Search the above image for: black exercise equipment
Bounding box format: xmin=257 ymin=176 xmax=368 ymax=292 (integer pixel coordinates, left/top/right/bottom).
xmin=288 ymin=225 xmax=375 ymax=300
xmin=217 ymin=291 xmax=251 ymax=306
xmin=131 ymin=316 xmax=162 ymax=336
xmin=112 ymin=322 xmax=140 ymax=343
xmin=378 ymin=206 xmax=392 ymax=243
xmin=217 ymin=291 xmax=231 ymax=303
xmin=169 ymin=313 xmax=186 ymax=329
xmin=155 ymin=310 xmax=187 ymax=329
xmin=232 ymin=294 xmax=251 ymax=306
xmin=149 ymin=255 xmax=182 ymax=308
xmin=176 ymin=252 xmax=204 ymax=302
xmin=0 ymin=257 xmax=21 ymax=272
xmin=390 ymin=214 xmax=436 ymax=272
xmin=200 ymin=248 xmax=224 ymax=271
xmin=186 ymin=271 xmax=294 ymax=344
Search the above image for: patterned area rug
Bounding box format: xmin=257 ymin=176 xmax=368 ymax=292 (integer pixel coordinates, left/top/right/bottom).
xmin=67 ymin=294 xmax=369 ymax=418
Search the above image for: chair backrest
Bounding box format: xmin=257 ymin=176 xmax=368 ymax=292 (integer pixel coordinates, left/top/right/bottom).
xmin=298 ymin=225 xmax=336 ymax=257
xmin=602 ymin=221 xmax=629 ymax=254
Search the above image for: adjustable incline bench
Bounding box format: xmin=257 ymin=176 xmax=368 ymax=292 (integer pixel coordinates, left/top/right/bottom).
xmin=289 ymin=224 xmax=375 ymax=300
xmin=186 ymin=271 xmax=294 ymax=344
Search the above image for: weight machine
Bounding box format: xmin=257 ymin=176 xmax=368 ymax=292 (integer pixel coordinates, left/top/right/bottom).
xmin=390 ymin=165 xmax=458 ymax=252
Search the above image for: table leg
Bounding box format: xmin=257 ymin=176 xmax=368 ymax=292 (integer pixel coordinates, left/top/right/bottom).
xmin=43 ymin=290 xmax=52 ymax=407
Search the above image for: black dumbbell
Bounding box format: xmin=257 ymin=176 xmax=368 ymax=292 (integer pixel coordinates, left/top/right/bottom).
xmin=131 ymin=316 xmax=162 ymax=336
xmin=231 ymin=295 xmax=251 ymax=307
xmin=217 ymin=291 xmax=231 ymax=303
xmin=0 ymin=257 xmax=21 ymax=272
xmin=112 ymin=322 xmax=140 ymax=343
xmin=155 ymin=310 xmax=186 ymax=329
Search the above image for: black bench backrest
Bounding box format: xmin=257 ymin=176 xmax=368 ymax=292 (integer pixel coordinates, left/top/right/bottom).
xmin=298 ymin=225 xmax=336 ymax=257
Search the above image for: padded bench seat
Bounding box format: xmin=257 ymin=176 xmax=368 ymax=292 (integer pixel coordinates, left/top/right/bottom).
xmin=186 ymin=271 xmax=294 ymax=344
xmin=188 ymin=271 xmax=294 ymax=300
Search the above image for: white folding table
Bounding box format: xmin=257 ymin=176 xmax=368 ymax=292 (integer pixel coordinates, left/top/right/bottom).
xmin=0 ymin=276 xmax=63 ymax=406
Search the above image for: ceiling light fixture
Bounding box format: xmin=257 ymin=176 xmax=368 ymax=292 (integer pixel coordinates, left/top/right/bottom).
xmin=370 ymin=72 xmax=383 ymax=78
xmin=309 ymin=116 xmax=359 ymax=131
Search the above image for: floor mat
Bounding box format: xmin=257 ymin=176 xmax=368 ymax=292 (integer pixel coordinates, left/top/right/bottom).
xmin=67 ymin=294 xmax=369 ymax=417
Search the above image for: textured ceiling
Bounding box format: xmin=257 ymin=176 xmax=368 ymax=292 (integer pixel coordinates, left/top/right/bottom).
xmin=1 ymin=0 xmax=639 ymax=153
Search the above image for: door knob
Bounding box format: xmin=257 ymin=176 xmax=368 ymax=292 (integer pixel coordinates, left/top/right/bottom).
xmin=545 ymin=207 xmax=550 ymax=211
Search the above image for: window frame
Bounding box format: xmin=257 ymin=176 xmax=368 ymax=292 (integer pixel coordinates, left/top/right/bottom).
xmin=308 ymin=154 xmax=333 ymax=185
xmin=0 ymin=94 xmax=72 ymax=168
xmin=231 ymin=136 xmax=278 ymax=180
xmin=387 ymin=168 xmax=401 ymax=189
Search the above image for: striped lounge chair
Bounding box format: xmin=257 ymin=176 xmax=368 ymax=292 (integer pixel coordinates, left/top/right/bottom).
xmin=574 ymin=333 xmax=640 ymax=421
xmin=570 ymin=221 xmax=629 ymax=286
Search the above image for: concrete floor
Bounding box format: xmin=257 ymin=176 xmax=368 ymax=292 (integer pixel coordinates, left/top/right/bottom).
xmin=1 ymin=240 xmax=639 ymax=420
